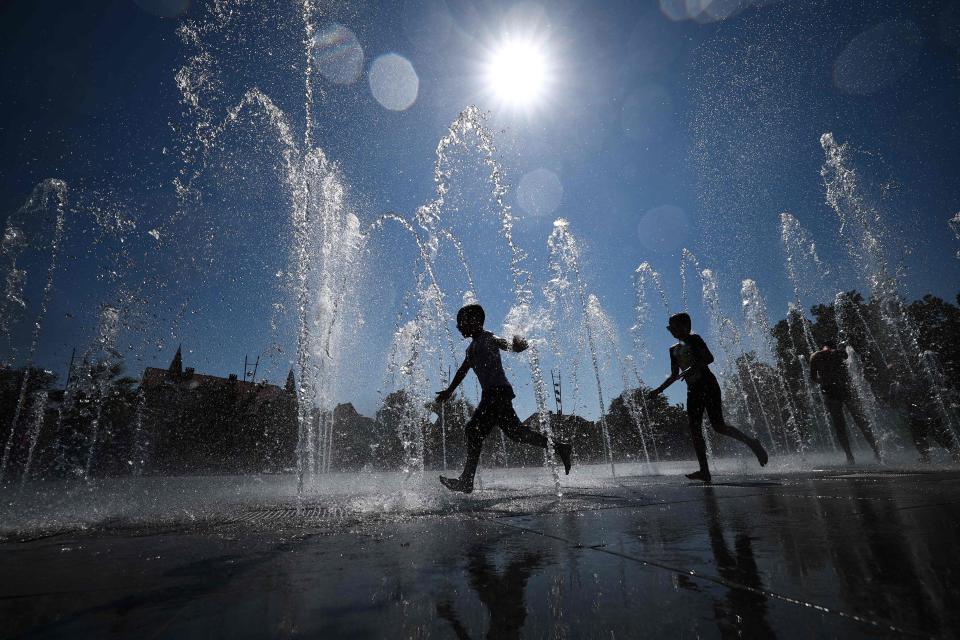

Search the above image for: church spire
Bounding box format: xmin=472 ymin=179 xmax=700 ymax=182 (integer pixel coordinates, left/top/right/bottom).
xmin=285 ymin=369 xmax=296 ymax=394
xmin=169 ymin=345 xmax=183 ymax=376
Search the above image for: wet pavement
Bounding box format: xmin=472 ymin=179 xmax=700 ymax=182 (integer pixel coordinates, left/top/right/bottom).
xmin=3 ymin=468 xmax=960 ymax=638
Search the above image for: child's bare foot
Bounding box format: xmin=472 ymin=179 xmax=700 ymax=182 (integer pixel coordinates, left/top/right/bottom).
xmin=555 ymin=441 xmax=572 ymax=475
xmin=686 ymin=470 xmax=712 ymax=483
xmin=439 ymin=476 xmax=474 ymax=494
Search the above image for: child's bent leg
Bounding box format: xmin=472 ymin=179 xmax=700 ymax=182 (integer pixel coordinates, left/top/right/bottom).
xmin=498 ymin=402 xmax=573 ymax=474
xmin=499 ymin=405 xmax=548 ymax=448
xmin=705 ymin=387 xmax=768 ymax=466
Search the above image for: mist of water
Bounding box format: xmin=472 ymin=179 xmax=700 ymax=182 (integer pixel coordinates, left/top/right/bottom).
xmin=5 ymin=2 xmax=960 ymax=526
xmin=822 ymin=133 xmax=960 ymax=448
xmin=741 ymin=279 xmax=805 ymax=454
xmin=546 ymin=220 xmax=616 ymax=477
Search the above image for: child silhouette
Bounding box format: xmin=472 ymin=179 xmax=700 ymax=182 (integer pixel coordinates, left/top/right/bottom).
xmin=650 ymin=312 xmax=767 ymax=482
xmin=436 ymin=304 xmax=572 ymax=493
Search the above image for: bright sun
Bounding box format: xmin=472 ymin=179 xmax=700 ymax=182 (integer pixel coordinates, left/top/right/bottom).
xmin=485 ymin=37 xmax=550 ymax=107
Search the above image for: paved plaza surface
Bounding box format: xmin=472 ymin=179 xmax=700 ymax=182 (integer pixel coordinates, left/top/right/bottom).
xmin=3 ymin=466 xmax=960 ymax=638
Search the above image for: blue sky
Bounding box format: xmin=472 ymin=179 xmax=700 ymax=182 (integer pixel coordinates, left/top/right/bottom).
xmin=2 ymin=0 xmax=959 ymax=418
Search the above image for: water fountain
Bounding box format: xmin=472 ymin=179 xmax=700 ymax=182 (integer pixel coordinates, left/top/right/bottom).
xmin=951 ymin=213 xmax=960 ymax=259
xmin=168 ymin=1 xmax=368 ymax=494
xmin=821 ymin=133 xmax=960 ymax=446
xmin=546 ymin=219 xmax=616 ymax=476
xmin=0 ymin=180 xmax=67 ymax=482
xmin=631 ymin=262 xmax=670 ymax=374
xmin=741 ymin=279 xmax=804 ymax=454
xmin=426 ymin=106 xmax=562 ymax=494
xmin=586 ymin=293 xmax=655 ymax=465
xmin=679 ymin=247 xmax=702 ymax=312
xmin=82 ymin=304 xmax=123 ymax=479
xmin=701 ymin=271 xmax=778 ymax=452
xmin=630 ymin=262 xmax=673 ymax=461
xmin=778 ymin=212 xmax=837 ymax=448
xmin=358 ymin=104 xmax=570 ymax=491
xmin=4 ymin=2 xmax=960 ymax=544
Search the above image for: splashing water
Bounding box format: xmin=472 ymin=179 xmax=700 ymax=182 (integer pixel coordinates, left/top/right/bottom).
xmin=19 ymin=390 xmax=49 ymax=487
xmin=0 ymin=180 xmax=67 ymax=482
xmin=844 ymin=342 xmax=891 ymax=459
xmin=130 ymin=388 xmax=149 ymax=476
xmin=83 ymin=304 xmax=122 ymax=479
xmin=699 ymin=268 xmax=773 ymax=455
xmin=386 ymin=319 xmax=431 ymax=474
xmin=951 ymin=213 xmax=960 ymax=259
xmin=821 ymin=133 xmax=960 ymax=447
xmin=7 ymin=0 xmax=960 ymax=539
xmin=782 ymin=304 xmax=837 ymax=451
xmin=419 ymin=106 xmax=561 ymax=494
xmin=632 ymin=262 xmax=671 ymax=371
xmin=171 ymin=1 xmax=365 ymax=496
xmin=628 ymin=262 xmax=672 ymax=463
xmin=821 ymin=133 xmax=893 ymax=299
xmin=547 ymin=220 xmax=616 ymax=476
xmin=741 ymin=279 xmax=804 ymax=454
xmin=780 ymin=212 xmax=831 ymax=309
xmin=587 ymin=294 xmax=655 ymax=465
xmin=679 ymin=248 xmax=702 ymax=312
xmin=356 ymin=104 xmax=566 ymax=493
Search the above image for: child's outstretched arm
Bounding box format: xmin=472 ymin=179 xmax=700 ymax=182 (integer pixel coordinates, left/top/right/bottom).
xmin=436 ymin=359 xmax=471 ymax=402
xmin=494 ymin=335 xmax=529 ymax=353
xmin=650 ymin=355 xmax=681 ymax=397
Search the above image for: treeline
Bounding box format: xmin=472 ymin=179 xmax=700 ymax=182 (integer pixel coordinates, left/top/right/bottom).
xmin=318 ymin=387 xmax=696 ymax=473
xmin=0 ymin=361 xmax=139 ymax=481
xmin=721 ymin=292 xmax=960 ymax=452
xmin=3 ymin=292 xmax=957 ymax=479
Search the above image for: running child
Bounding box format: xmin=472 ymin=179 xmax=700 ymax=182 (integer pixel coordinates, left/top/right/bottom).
xmin=649 ymin=312 xmax=768 ymax=482
xmin=435 ymin=303 xmax=572 ymax=493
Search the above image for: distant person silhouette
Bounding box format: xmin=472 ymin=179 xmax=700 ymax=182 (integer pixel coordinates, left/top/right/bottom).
xmin=649 ymin=312 xmax=767 ymax=483
xmin=809 ymin=341 xmax=881 ymax=464
xmin=890 ymin=372 xmax=960 ymax=464
xmin=435 ymin=303 xmax=571 ymax=493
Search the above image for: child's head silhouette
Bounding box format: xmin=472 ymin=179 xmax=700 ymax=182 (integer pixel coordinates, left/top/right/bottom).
xmin=456 ymin=303 xmax=485 ymax=337
xmin=667 ymin=312 xmax=691 ymax=339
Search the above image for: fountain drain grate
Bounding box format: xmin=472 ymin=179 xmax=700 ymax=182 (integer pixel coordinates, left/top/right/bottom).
xmin=235 ymin=505 xmax=348 ymax=525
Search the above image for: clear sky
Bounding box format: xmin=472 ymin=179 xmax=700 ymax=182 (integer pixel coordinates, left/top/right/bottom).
xmin=2 ymin=0 xmax=959 ymax=418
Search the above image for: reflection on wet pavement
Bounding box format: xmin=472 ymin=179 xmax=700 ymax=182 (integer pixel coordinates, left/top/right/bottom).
xmin=437 ymin=540 xmax=548 ymax=640
xmin=3 ymin=469 xmax=960 ymax=638
xmin=701 ymin=487 xmax=776 ymax=638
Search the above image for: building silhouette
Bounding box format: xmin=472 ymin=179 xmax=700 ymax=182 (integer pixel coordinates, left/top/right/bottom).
xmin=139 ymin=348 xmax=297 ymax=474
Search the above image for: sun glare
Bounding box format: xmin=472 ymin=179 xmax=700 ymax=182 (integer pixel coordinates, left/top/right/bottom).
xmin=484 ymin=37 xmax=551 ymax=108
